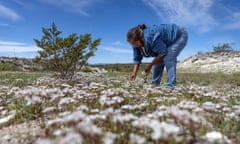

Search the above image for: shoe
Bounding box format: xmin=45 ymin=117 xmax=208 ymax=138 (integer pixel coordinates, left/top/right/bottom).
xmin=165 ymin=86 xmax=175 ymax=90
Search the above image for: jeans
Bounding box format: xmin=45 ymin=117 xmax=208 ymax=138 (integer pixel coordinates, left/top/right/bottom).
xmin=151 ymin=28 xmax=188 ymax=88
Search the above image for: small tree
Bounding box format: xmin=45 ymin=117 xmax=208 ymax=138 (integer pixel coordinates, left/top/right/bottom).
xmin=34 ymin=23 xmax=101 ymax=79
xmin=213 ymin=43 xmax=233 ymax=53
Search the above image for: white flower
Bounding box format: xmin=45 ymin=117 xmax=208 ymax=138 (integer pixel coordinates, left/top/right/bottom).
xmin=47 ymin=118 xmax=63 ymax=126
xmin=167 ymin=107 xmax=202 ymax=124
xmin=151 ymin=121 xmax=180 ymax=140
xmin=59 ymin=132 xmax=83 ymax=144
xmin=222 ymin=107 xmax=232 ymax=112
xmin=225 ymin=112 xmax=238 ymax=120
xmin=202 ymin=102 xmax=218 ymax=112
xmin=130 ymin=133 xmax=146 ymax=144
xmin=77 ymin=119 xmax=102 ymax=136
xmin=77 ymin=105 xmax=89 ymax=112
xmin=42 ymin=107 xmax=56 ymax=114
xmin=177 ymin=100 xmax=199 ymax=110
xmin=121 ymin=105 xmax=134 ymax=110
xmin=99 ymin=94 xmax=124 ymax=106
xmin=62 ymin=111 xmax=86 ymax=123
xmin=102 ymin=132 xmax=118 ymax=144
xmin=58 ymin=97 xmax=75 ymax=106
xmin=25 ymin=95 xmax=41 ymax=105
xmin=112 ymin=113 xmax=138 ymax=123
xmin=90 ymin=109 xmax=100 ymax=113
xmin=53 ymin=129 xmax=64 ymax=137
xmin=205 ymin=131 xmax=231 ymax=144
xmin=0 ymin=113 xmax=15 ymax=127
xmin=47 ymin=111 xmax=86 ymax=126
xmin=37 ymin=132 xmax=83 ymax=144
xmin=35 ymin=139 xmax=53 ymax=144
xmin=132 ymin=118 xmax=180 ymax=140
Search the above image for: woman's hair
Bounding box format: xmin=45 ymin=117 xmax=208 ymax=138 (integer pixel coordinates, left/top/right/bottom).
xmin=127 ymin=24 xmax=146 ymax=42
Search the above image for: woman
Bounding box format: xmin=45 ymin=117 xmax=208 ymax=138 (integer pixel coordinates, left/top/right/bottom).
xmin=127 ymin=24 xmax=188 ymax=89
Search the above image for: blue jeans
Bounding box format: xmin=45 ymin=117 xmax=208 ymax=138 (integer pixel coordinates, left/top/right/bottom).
xmin=151 ymin=28 xmax=188 ymax=88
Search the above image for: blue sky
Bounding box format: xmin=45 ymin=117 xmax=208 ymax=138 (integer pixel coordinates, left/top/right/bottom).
xmin=0 ymin=0 xmax=240 ymax=64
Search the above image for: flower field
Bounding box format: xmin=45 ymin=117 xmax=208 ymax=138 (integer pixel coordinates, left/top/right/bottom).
xmin=0 ymin=71 xmax=239 ymax=144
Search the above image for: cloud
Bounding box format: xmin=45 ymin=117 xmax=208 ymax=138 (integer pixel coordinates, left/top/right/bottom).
xmin=223 ymin=22 xmax=240 ymax=30
xmin=142 ymin=0 xmax=217 ymax=32
xmin=211 ymin=39 xmax=235 ymax=46
xmin=112 ymin=41 xmax=125 ymax=46
xmin=0 ymin=4 xmax=21 ymax=20
xmin=10 ymin=0 xmax=26 ymax=7
xmin=10 ymin=0 xmax=34 ymax=10
xmin=223 ymin=12 xmax=240 ymax=30
xmin=0 ymin=23 xmax=9 ymax=27
xmin=101 ymin=46 xmax=132 ymax=54
xmin=111 ymin=41 xmax=129 ymax=47
xmin=40 ymin=0 xmax=101 ymax=16
xmin=0 ymin=40 xmax=39 ymax=52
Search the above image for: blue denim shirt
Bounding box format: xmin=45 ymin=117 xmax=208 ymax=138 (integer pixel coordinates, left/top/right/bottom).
xmin=133 ymin=24 xmax=180 ymax=64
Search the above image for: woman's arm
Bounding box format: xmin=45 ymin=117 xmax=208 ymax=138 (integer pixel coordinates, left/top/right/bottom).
xmin=145 ymin=56 xmax=162 ymax=73
xmin=130 ymin=64 xmax=140 ymax=81
xmin=144 ymin=36 xmax=166 ymax=73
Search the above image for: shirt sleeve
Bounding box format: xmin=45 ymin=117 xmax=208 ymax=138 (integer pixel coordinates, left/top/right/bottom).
xmin=133 ymin=47 xmax=143 ymax=64
xmin=151 ymin=34 xmax=167 ymax=57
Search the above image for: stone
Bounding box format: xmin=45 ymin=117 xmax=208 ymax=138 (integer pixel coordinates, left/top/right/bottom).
xmin=0 ymin=114 xmax=15 ymax=128
xmin=178 ymin=51 xmax=240 ymax=73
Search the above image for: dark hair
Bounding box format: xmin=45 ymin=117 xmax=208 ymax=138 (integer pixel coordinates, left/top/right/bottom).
xmin=127 ymin=24 xmax=146 ymax=42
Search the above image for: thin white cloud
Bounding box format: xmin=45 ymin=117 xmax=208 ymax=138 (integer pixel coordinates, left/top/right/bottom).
xmin=10 ymin=0 xmax=34 ymax=10
xmin=211 ymin=39 xmax=235 ymax=46
xmin=223 ymin=22 xmax=240 ymax=30
xmin=0 ymin=40 xmax=39 ymax=52
xmin=223 ymin=12 xmax=240 ymax=30
xmin=40 ymin=0 xmax=101 ymax=16
xmin=142 ymin=0 xmax=217 ymax=32
xmin=112 ymin=41 xmax=124 ymax=45
xmin=10 ymin=0 xmax=25 ymax=7
xmin=0 ymin=23 xmax=9 ymax=27
xmin=0 ymin=41 xmax=26 ymax=46
xmin=0 ymin=4 xmax=21 ymax=20
xmin=101 ymin=46 xmax=132 ymax=54
xmin=112 ymin=41 xmax=129 ymax=47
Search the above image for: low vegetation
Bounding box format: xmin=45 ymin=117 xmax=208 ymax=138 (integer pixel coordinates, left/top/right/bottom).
xmin=0 ymin=70 xmax=239 ymax=144
xmin=0 ymin=63 xmax=18 ymax=71
xmin=0 ymin=72 xmax=46 ymax=87
xmin=212 ymin=43 xmax=233 ymax=53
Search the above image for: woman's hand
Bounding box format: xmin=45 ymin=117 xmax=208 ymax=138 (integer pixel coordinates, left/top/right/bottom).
xmin=130 ymin=64 xmax=140 ymax=81
xmin=145 ymin=56 xmax=162 ymax=73
xmin=129 ymin=73 xmax=136 ymax=81
xmin=145 ymin=64 xmax=152 ymax=73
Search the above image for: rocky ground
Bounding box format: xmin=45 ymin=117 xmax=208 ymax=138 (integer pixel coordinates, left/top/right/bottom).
xmin=1 ymin=51 xmax=240 ymax=73
xmin=178 ymin=51 xmax=240 ymax=74
xmin=0 ymin=57 xmax=34 ymax=71
xmin=0 ymin=71 xmax=239 ymax=144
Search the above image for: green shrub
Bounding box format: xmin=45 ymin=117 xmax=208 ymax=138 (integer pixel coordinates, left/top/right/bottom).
xmin=82 ymin=66 xmax=92 ymax=73
xmin=213 ymin=43 xmax=233 ymax=53
xmin=34 ymin=23 xmax=101 ymax=79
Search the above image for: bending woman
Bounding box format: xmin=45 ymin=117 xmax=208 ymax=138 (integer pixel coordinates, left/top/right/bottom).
xmin=127 ymin=24 xmax=188 ymax=89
